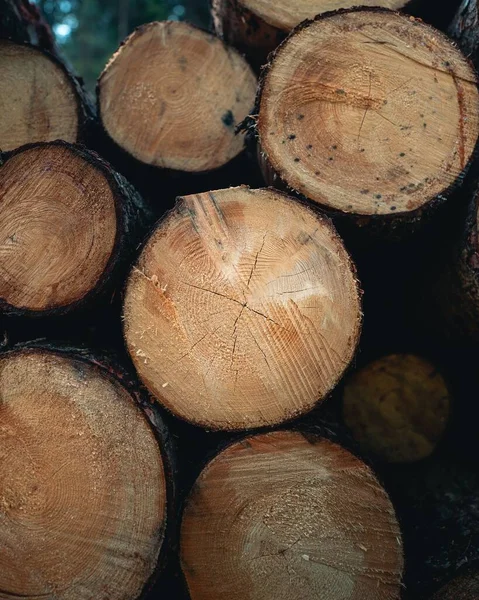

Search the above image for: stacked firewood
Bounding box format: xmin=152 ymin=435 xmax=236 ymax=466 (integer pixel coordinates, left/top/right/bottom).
xmin=1 ymin=0 xmax=479 ymax=598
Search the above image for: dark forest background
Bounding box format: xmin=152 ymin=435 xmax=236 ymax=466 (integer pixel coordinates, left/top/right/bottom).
xmin=32 ymin=0 xmax=209 ymax=90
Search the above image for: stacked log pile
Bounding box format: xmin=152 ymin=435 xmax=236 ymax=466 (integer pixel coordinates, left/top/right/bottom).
xmin=2 ymin=1 xmax=479 ymax=599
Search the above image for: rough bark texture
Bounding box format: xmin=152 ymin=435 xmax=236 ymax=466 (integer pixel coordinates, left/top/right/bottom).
xmin=450 ymin=0 xmax=479 ymax=68
xmin=0 ymin=343 xmax=177 ymax=600
xmin=429 ymin=565 xmax=479 ymax=598
xmin=0 ymin=140 xmax=152 ymax=318
xmin=0 ymin=0 xmax=56 ymax=50
xmin=251 ymin=7 xmax=479 ymax=242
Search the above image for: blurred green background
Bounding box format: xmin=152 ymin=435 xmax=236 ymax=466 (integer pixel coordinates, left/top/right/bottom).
xmin=32 ymin=0 xmax=210 ymax=90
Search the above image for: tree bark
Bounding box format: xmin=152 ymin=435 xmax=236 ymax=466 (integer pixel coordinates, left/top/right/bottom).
xmin=123 ymin=186 xmax=361 ymax=431
xmin=0 ymin=343 xmax=176 ymax=600
xmin=181 ymin=429 xmax=403 ymax=600
xmin=0 ymin=140 xmax=151 ymax=317
xmin=429 ymin=565 xmax=479 ymax=599
xmin=0 ymin=0 xmax=56 ymax=51
xmin=252 ymin=7 xmax=479 ymax=241
xmin=449 ymin=0 xmax=479 ymax=68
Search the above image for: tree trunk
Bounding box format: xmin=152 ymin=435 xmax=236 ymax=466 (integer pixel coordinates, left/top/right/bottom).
xmin=252 ymin=8 xmax=479 ymax=240
xmin=449 ymin=0 xmax=479 ymax=68
xmin=0 ymin=39 xmax=95 ymax=149
xmin=0 ymin=344 xmax=175 ymax=600
xmin=123 ymin=186 xmax=361 ymax=431
xmin=0 ymin=140 xmax=151 ymax=317
xmin=180 ymin=430 xmax=404 ymax=600
xmin=96 ymin=21 xmax=258 ymax=210
xmin=0 ymin=0 xmax=56 ymax=51
xmin=212 ymin=1 xmax=462 ymax=72
xmin=342 ymin=353 xmax=451 ymax=464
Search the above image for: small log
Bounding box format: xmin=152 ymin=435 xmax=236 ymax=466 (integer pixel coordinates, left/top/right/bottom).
xmin=343 ymin=354 xmax=451 ymax=463
xmin=181 ymin=430 xmax=404 ymax=600
xmin=0 ymin=39 xmax=94 ymax=150
xmin=0 ymin=140 xmax=149 ymax=317
xmin=0 ymin=345 xmax=172 ymax=600
xmin=97 ymin=22 xmax=257 ymax=186
xmin=430 ymin=566 xmax=479 ymax=599
xmin=123 ymin=186 xmax=361 ymax=431
xmin=212 ymin=1 xmax=462 ymax=69
xmin=0 ymin=0 xmax=56 ymax=51
xmin=254 ymin=8 xmax=479 ymax=238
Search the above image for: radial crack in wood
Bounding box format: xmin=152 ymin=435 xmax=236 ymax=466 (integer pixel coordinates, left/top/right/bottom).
xmin=257 ymin=9 xmax=479 ymax=227
xmin=123 ymin=186 xmax=361 ymax=430
xmin=98 ymin=21 xmax=257 ymax=173
xmin=181 ymin=430 xmax=403 ymax=600
xmin=0 ymin=348 xmax=167 ymax=600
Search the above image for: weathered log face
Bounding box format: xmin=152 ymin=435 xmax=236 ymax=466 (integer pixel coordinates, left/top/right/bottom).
xmin=0 ymin=348 xmax=167 ymax=600
xmin=0 ymin=141 xmax=144 ymax=316
xmin=123 ymin=186 xmax=361 ymax=431
xmin=0 ymin=39 xmax=90 ymax=151
xmin=181 ymin=430 xmax=403 ymax=600
xmin=343 ymin=354 xmax=451 ymax=463
xmin=98 ymin=21 xmax=257 ymax=174
xmin=256 ymin=8 xmax=479 ymax=231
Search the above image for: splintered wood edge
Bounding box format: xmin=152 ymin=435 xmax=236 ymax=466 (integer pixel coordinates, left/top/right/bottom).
xmin=98 ymin=21 xmax=257 ymax=172
xmin=0 ymin=141 xmax=121 ymax=313
xmin=343 ymin=354 xmax=451 ymax=463
xmin=123 ymin=186 xmax=362 ymax=430
xmin=240 ymin=0 xmax=410 ymax=31
xmin=257 ymin=8 xmax=479 ymax=217
xmin=0 ymin=39 xmax=84 ymax=151
xmin=180 ymin=430 xmax=403 ymax=600
xmin=0 ymin=348 xmax=167 ymax=600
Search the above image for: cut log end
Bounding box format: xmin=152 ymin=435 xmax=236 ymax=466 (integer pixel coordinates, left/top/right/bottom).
xmin=258 ymin=9 xmax=479 ymax=217
xmin=0 ymin=142 xmax=118 ymax=313
xmin=181 ymin=430 xmax=403 ymax=600
xmin=343 ymin=354 xmax=450 ymax=463
xmin=240 ymin=0 xmax=409 ymax=31
xmin=123 ymin=186 xmax=361 ymax=430
xmin=0 ymin=348 xmax=166 ymax=600
xmin=98 ymin=21 xmax=257 ymax=173
xmin=0 ymin=40 xmax=80 ymax=151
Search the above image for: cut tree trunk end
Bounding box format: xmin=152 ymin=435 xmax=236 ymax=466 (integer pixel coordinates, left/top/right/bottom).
xmin=430 ymin=567 xmax=479 ymax=598
xmin=0 ymin=140 xmax=146 ymax=316
xmin=0 ymin=347 xmax=168 ymax=600
xmin=0 ymin=39 xmax=93 ymax=151
xmin=123 ymin=186 xmax=361 ymax=431
xmin=181 ymin=430 xmax=404 ymax=600
xmin=256 ymin=8 xmax=479 ymax=236
xmin=98 ymin=21 xmax=257 ymax=175
xmin=343 ymin=354 xmax=451 ymax=463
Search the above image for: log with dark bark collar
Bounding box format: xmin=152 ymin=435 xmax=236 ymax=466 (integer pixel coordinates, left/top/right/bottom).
xmin=0 ymin=39 xmax=94 ymax=150
xmin=0 ymin=345 xmax=175 ymax=600
xmin=180 ymin=430 xmax=404 ymax=600
xmin=252 ymin=8 xmax=479 ymax=239
xmin=123 ymin=186 xmax=361 ymax=431
xmin=0 ymin=140 xmax=150 ymax=317
xmin=97 ymin=21 xmax=257 ymax=206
